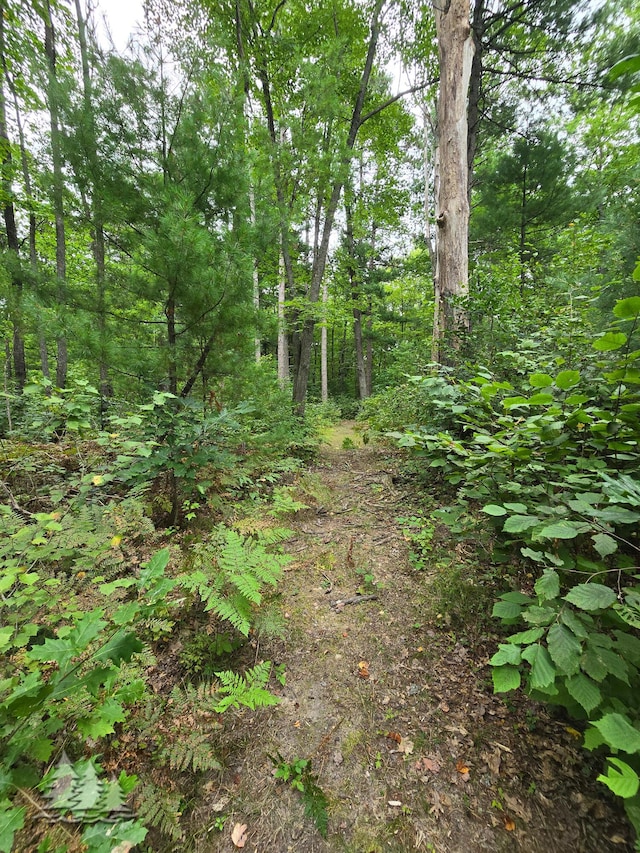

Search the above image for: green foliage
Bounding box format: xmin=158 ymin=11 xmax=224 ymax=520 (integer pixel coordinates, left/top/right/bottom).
xmin=179 ymin=526 xmax=291 ymax=636
xmin=388 ymin=297 xmax=640 ymax=837
xmin=270 ymin=753 xmax=329 ymax=838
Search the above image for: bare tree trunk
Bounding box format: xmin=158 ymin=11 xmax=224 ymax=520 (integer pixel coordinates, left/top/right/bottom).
xmin=44 ymin=0 xmax=68 ymax=388
xmin=74 ymin=0 xmax=111 ymax=420
xmin=292 ymin=0 xmax=385 ymax=413
xmin=250 ymin=188 xmax=261 ymax=362
xmin=0 ymin=3 xmax=26 ymax=391
xmin=277 ymin=251 xmax=289 ymax=387
xmin=432 ymin=0 xmax=474 ymax=365
xmin=321 ymin=280 xmax=328 ymax=403
xmin=345 ymin=197 xmax=369 ymax=401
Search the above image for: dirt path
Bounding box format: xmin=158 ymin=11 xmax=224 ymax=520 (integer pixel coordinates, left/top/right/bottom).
xmin=195 ymin=434 xmax=632 ymax=852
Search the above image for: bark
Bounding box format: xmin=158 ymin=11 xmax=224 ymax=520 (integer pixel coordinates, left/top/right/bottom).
xmin=467 ymin=0 xmax=485 ymax=202
xmin=292 ymin=0 xmax=384 ymax=412
xmin=166 ymin=291 xmax=178 ymax=396
xmin=44 ymin=1 xmax=68 ymax=388
xmin=277 ymin=251 xmax=289 ymax=386
xmin=0 ymin=3 xmax=26 ymax=390
xmin=320 ymin=280 xmax=328 ymax=403
xmin=432 ymin=0 xmax=474 ymax=365
xmin=74 ymin=0 xmax=111 ymax=418
xmin=345 ymin=198 xmax=369 ymax=401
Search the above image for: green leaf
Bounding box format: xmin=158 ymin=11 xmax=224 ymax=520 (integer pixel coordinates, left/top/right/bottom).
xmin=492 ymin=665 xmax=521 ymax=693
xmin=609 ymin=54 xmax=640 ymax=80
xmin=503 ymin=502 xmax=528 ymax=513
xmin=522 ymin=605 xmax=557 ymax=626
xmin=77 ymin=698 xmax=126 ymax=738
xmin=566 ymin=673 xmax=602 ymax=713
xmin=598 ymin=758 xmax=640 ymax=799
xmin=583 ymin=726 xmax=605 ymax=751
xmin=592 ymin=533 xmax=617 ymax=558
xmin=490 ymin=644 xmax=522 ymax=666
xmin=93 ymin=631 xmax=143 ymax=665
xmin=538 ymin=520 xmax=583 ymax=539
xmin=564 ymin=583 xmax=617 ymax=611
xmin=522 ymin=644 xmax=556 ymax=690
xmin=593 ymin=714 xmax=640 ymax=753
xmin=560 ymin=609 xmax=591 ymax=639
xmin=593 ymin=331 xmax=627 ymax=352
xmin=528 ymin=393 xmax=554 ymax=405
xmin=555 ymin=370 xmax=580 ymax=390
xmin=529 ymin=373 xmax=554 ymax=388
xmin=0 ymin=803 xmax=25 ymax=853
xmin=492 ymin=600 xmax=523 ymax=620
xmin=547 ymin=624 xmax=582 ymax=675
xmin=482 ymin=504 xmax=507 ymax=516
xmin=534 ymin=569 xmax=560 ymax=601
xmin=613 ymin=297 xmax=640 ymax=320
xmin=503 ymin=515 xmax=539 ymax=533
xmin=0 ymin=628 xmax=13 ymax=653
xmin=506 ymin=627 xmax=545 ymax=644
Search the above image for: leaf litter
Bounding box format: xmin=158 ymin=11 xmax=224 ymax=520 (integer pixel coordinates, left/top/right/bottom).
xmin=188 ymin=429 xmax=634 ymax=852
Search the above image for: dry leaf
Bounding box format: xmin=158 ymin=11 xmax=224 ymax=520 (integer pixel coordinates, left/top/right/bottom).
xmin=386 ymin=732 xmax=401 ymax=744
xmin=439 ymin=701 xmax=450 ymax=713
xmin=415 ymin=755 xmax=441 ymax=774
xmin=455 ymin=759 xmax=470 ymax=774
xmin=357 ymin=660 xmax=370 ymax=678
xmin=110 ymin=844 xmax=134 ymax=853
xmin=388 ymin=800 xmax=402 ymax=807
xmin=565 ymin=726 xmax=581 ymax=740
xmin=231 ymin=823 xmax=248 ymax=848
xmin=397 ymin=736 xmax=414 ymax=755
xmin=504 ymin=816 xmax=516 ymax=832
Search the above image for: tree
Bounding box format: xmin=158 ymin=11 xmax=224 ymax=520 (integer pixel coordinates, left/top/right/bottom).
xmin=431 ymin=0 xmax=475 ymax=363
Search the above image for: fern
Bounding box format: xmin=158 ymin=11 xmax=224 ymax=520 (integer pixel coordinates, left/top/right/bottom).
xmin=214 ymin=661 xmax=279 ymax=713
xmin=179 ymin=527 xmax=290 ymax=637
xmin=160 ymin=729 xmax=222 ymax=773
xmin=136 ymin=784 xmax=184 ymax=842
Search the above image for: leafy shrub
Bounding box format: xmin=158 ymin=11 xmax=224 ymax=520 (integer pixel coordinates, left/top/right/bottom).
xmin=389 ymin=296 xmax=640 ymax=839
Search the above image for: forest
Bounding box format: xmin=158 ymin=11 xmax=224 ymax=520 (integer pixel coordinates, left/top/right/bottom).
xmin=0 ymin=0 xmax=639 ymax=850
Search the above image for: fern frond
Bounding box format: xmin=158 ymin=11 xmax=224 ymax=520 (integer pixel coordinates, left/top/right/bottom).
xmin=136 ymin=784 xmax=184 ymax=842
xmin=213 ymin=661 xmax=279 ymax=713
xmin=160 ymin=730 xmax=222 ymax=773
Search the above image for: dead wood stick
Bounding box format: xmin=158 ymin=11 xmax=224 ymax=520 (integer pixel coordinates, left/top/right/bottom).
xmin=331 ymin=594 xmax=378 ymax=609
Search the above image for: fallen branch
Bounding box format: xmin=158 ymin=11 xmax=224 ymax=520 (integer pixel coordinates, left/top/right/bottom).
xmin=331 ymin=594 xmax=378 ymax=610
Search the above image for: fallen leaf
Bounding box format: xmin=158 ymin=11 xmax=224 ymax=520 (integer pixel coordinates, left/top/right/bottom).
xmin=482 ymin=747 xmax=501 ymax=776
xmin=357 ymin=661 xmax=370 ymax=678
xmin=504 ymin=794 xmax=531 ymax=823
xmin=439 ymin=701 xmax=450 ymax=713
xmin=388 ymin=800 xmax=402 ymax=807
xmin=293 ymin=720 xmax=301 ymax=728
xmin=211 ymin=796 xmax=230 ymax=813
xmin=386 ymin=732 xmax=401 ymax=744
xmin=504 ymin=816 xmax=516 ymax=832
xmin=231 ymin=823 xmax=247 ymax=848
xmin=110 ymin=844 xmax=134 ymax=853
xmin=415 ymin=755 xmax=441 ymax=774
xmin=397 ymin=736 xmax=414 ymax=755
xmin=456 ymin=759 xmax=470 ymax=774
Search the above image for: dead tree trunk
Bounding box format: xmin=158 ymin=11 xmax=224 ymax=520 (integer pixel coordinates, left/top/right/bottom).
xmin=432 ymin=0 xmax=474 ymax=365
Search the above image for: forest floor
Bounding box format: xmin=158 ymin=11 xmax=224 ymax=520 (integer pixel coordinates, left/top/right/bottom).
xmin=187 ymin=422 xmax=634 ymax=853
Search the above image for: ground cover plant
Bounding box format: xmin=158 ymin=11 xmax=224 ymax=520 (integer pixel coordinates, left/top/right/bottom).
xmin=385 ymin=294 xmax=640 ymax=843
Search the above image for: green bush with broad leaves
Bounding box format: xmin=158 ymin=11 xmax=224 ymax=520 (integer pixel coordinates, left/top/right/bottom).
xmin=389 ymin=294 xmax=640 ymax=840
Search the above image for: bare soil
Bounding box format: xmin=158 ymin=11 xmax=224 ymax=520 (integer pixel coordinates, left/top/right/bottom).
xmin=189 ymin=426 xmax=634 ymax=853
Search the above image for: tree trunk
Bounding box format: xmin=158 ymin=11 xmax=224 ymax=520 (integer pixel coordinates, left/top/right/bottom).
xmin=467 ymin=0 xmax=485 ymax=202
xmin=432 ymin=0 xmax=474 ymax=365
xmin=0 ymin=3 xmax=26 ymax=391
xmin=345 ymin=198 xmax=369 ymax=401
xmin=321 ymin=280 xmax=328 ymax=403
xmin=277 ymin=251 xmax=289 ymax=386
xmin=74 ymin=0 xmax=111 ymax=420
xmin=44 ymin=1 xmax=68 ymax=388
xmin=292 ymin=0 xmax=384 ymax=413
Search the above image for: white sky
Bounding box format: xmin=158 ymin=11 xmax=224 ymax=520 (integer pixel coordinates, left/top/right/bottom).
xmin=95 ymin=0 xmax=144 ymax=52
